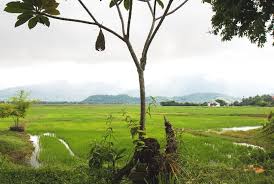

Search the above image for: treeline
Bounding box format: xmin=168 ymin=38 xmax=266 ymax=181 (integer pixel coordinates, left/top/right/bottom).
xmin=232 ymin=95 xmax=274 ymax=107
xmin=38 ymin=101 xmax=83 ymax=104
xmin=160 ymin=95 xmax=274 ymax=107
xmin=160 ymin=101 xmax=208 ymax=106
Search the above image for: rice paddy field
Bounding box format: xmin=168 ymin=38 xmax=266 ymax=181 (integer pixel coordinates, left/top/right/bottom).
xmin=0 ymin=105 xmax=273 ymax=184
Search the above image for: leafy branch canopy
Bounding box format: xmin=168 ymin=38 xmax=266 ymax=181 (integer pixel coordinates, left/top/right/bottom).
xmin=204 ymin=0 xmax=273 ymax=47
xmin=4 ymin=0 xmax=60 ymax=29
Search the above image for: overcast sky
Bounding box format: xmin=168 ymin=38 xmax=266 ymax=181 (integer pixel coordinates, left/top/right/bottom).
xmin=0 ymin=0 xmax=273 ymax=97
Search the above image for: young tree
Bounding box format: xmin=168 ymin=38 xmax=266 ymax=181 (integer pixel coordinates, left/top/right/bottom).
xmin=0 ymin=90 xmax=32 ymax=131
xmin=4 ymin=0 xmax=273 ymax=136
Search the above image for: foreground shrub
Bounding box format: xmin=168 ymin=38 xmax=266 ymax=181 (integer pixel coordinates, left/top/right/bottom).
xmin=89 ymin=115 xmax=127 ymax=183
xmin=0 ymin=166 xmax=96 ymax=184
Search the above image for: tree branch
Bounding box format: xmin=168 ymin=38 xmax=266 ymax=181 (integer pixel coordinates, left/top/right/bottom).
xmin=153 ymin=0 xmax=157 ymax=18
xmin=155 ymin=0 xmax=189 ymax=21
xmin=140 ymin=0 xmax=157 ymax=70
xmin=125 ymin=40 xmax=142 ymax=72
xmin=141 ymin=18 xmax=156 ymax=70
xmin=38 ymin=12 xmax=125 ymax=41
xmin=141 ymin=0 xmax=174 ymax=70
xmin=148 ymin=0 xmax=174 ymax=46
xmin=114 ymin=0 xmax=126 ymax=36
xmin=77 ymin=0 xmax=98 ymax=23
xmin=146 ymin=0 xmax=154 ymax=17
xmin=127 ymin=0 xmax=133 ymax=37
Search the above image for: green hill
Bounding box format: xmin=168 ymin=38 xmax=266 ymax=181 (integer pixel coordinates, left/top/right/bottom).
xmin=82 ymin=95 xmax=140 ymax=104
xmin=82 ymin=93 xmax=236 ymax=104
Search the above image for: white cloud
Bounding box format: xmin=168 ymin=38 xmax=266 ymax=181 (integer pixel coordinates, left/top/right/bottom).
xmin=0 ymin=0 xmax=273 ymax=97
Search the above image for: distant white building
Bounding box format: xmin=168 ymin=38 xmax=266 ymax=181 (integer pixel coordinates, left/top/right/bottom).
xmin=207 ymin=101 xmax=221 ymax=107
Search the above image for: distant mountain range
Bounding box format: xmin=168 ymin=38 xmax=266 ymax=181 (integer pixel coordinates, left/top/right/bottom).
xmin=0 ymin=81 xmax=123 ymax=102
xmin=82 ymin=95 xmax=140 ymax=104
xmin=0 ymin=82 xmax=240 ymax=103
xmin=172 ymin=93 xmax=238 ymax=103
xmin=82 ymin=93 xmax=237 ymax=104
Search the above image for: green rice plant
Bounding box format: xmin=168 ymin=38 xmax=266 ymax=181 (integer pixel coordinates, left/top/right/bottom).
xmin=39 ymin=135 xmax=81 ymax=168
xmin=1 ymin=105 xmax=274 ymax=183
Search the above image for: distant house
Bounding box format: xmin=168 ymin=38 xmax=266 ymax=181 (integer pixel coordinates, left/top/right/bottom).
xmin=207 ymin=101 xmax=221 ymax=107
xmin=272 ymin=96 xmax=274 ymax=100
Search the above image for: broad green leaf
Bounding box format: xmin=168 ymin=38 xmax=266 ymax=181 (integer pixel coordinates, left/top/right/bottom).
xmin=109 ymin=0 xmax=115 ymax=8
xmin=22 ymin=0 xmax=33 ymax=4
xmin=40 ymin=16 xmax=50 ymax=27
xmin=5 ymin=2 xmax=24 ymax=13
xmin=124 ymin=0 xmax=130 ymax=10
xmin=28 ymin=16 xmax=38 ymax=29
xmin=130 ymin=127 xmax=138 ymax=137
xmin=6 ymin=1 xmax=22 ymax=8
xmin=156 ymin=0 xmax=164 ymax=9
xmin=44 ymin=2 xmax=59 ymax=9
xmin=109 ymin=0 xmax=121 ymax=8
xmin=203 ymin=0 xmax=211 ymax=3
xmin=17 ymin=12 xmax=32 ymax=19
xmin=32 ymin=0 xmax=42 ymax=9
xmin=4 ymin=6 xmax=24 ymax=13
xmin=4 ymin=1 xmax=34 ymax=13
xmin=15 ymin=13 xmax=33 ymax=27
xmin=43 ymin=8 xmax=60 ymax=15
xmin=42 ymin=0 xmax=59 ymax=10
xmin=20 ymin=3 xmax=34 ymax=10
xmin=9 ymin=1 xmax=33 ymax=10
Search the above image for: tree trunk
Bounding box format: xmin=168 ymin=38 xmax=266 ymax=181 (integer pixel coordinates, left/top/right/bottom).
xmin=138 ymin=70 xmax=146 ymax=132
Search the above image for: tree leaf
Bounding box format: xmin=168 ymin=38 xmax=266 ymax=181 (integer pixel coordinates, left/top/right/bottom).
xmin=130 ymin=127 xmax=138 ymax=138
xmin=43 ymin=8 xmax=60 ymax=15
xmin=4 ymin=6 xmax=22 ymax=13
xmin=109 ymin=0 xmax=116 ymax=8
xmin=4 ymin=1 xmax=34 ymax=14
xmin=156 ymin=0 xmax=164 ymax=9
xmin=15 ymin=13 xmax=33 ymax=27
xmin=203 ymin=0 xmax=211 ymax=3
xmin=124 ymin=0 xmax=130 ymax=10
xmin=28 ymin=16 xmax=38 ymax=29
xmin=109 ymin=0 xmax=121 ymax=8
xmin=40 ymin=16 xmax=50 ymax=27
xmin=5 ymin=2 xmax=24 ymax=13
xmin=42 ymin=0 xmax=59 ymax=10
xmin=22 ymin=0 xmax=33 ymax=5
xmin=32 ymin=0 xmax=42 ymax=9
xmin=6 ymin=2 xmax=22 ymax=8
